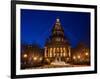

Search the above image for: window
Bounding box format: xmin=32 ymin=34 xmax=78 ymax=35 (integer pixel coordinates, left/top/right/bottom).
xmin=56 ymin=38 xmax=60 ymax=41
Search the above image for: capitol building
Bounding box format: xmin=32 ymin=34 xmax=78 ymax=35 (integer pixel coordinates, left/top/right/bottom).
xmin=44 ymin=18 xmax=71 ymax=65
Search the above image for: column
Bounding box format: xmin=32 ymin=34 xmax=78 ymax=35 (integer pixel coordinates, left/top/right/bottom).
xmin=65 ymin=48 xmax=68 ymax=57
xmin=53 ymin=48 xmax=55 ymax=57
xmin=63 ymin=47 xmax=66 ymax=57
xmin=47 ymin=48 xmax=49 ymax=57
xmin=57 ymin=48 xmax=59 ymax=52
xmin=49 ymin=48 xmax=51 ymax=57
xmin=60 ymin=48 xmax=62 ymax=57
xmin=68 ymin=46 xmax=71 ymax=57
xmin=50 ymin=48 xmax=52 ymax=57
xmin=51 ymin=48 xmax=53 ymax=57
xmin=44 ymin=47 xmax=47 ymax=58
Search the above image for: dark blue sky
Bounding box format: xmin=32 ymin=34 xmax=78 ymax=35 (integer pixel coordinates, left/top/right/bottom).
xmin=21 ymin=9 xmax=90 ymax=48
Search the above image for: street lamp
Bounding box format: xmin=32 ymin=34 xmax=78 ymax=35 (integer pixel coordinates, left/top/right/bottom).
xmin=23 ymin=54 xmax=28 ymax=58
xmin=77 ymin=55 xmax=80 ymax=59
xmin=33 ymin=56 xmax=38 ymax=61
xmin=73 ymin=56 xmax=76 ymax=60
xmin=85 ymin=52 xmax=89 ymax=56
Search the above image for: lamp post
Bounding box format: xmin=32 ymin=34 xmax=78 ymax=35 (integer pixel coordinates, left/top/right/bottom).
xmin=23 ymin=54 xmax=28 ymax=58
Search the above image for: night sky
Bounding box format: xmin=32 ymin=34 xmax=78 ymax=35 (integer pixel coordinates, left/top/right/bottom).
xmin=21 ymin=9 xmax=90 ymax=48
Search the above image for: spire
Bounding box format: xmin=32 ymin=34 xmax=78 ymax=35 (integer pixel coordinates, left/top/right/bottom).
xmin=55 ymin=18 xmax=61 ymax=26
xmin=53 ymin=18 xmax=63 ymax=31
xmin=56 ymin=18 xmax=60 ymax=23
xmin=51 ymin=18 xmax=64 ymax=37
